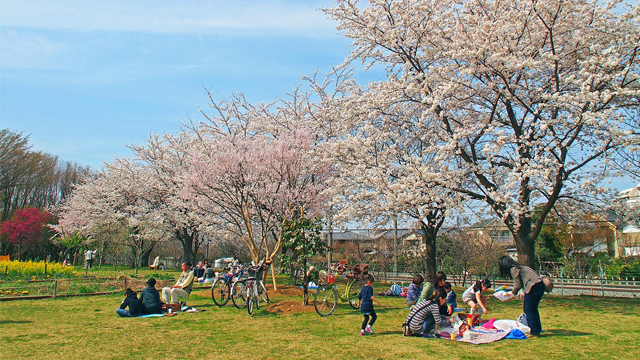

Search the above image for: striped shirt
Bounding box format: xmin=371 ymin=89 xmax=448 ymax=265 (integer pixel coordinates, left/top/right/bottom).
xmin=405 ymin=299 xmax=449 ymax=332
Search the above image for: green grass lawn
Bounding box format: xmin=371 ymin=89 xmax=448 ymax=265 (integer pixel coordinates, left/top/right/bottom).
xmin=1 ymin=278 xmax=639 ymax=360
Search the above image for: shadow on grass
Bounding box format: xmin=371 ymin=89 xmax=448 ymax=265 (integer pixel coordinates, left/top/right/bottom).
xmin=543 ymin=329 xmax=591 ymax=337
xmin=0 ymin=319 xmax=32 ymax=325
xmin=374 ymin=330 xmax=404 ymax=336
xmin=545 ymin=296 xmax=640 ymax=314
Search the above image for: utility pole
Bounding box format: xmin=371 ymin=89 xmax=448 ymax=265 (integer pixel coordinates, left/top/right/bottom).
xmin=327 ymin=220 xmax=333 ymax=270
xmin=394 ymin=215 xmax=398 ymax=276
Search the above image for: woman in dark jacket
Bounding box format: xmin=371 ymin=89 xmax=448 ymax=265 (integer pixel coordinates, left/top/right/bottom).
xmin=498 ymin=256 xmax=545 ymax=336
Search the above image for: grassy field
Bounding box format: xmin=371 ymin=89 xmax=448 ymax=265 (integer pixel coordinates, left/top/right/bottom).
xmin=1 ymin=276 xmax=639 ymax=360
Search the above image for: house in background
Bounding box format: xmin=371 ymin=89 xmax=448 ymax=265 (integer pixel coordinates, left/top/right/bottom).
xmin=468 ymin=219 xmax=514 ymax=246
xmin=616 ymin=183 xmax=640 ymax=257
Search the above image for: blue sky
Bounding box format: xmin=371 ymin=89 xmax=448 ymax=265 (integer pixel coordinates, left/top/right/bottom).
xmin=1 ymin=0 xmax=371 ymax=168
xmin=1 ymin=0 xmax=637 ymax=191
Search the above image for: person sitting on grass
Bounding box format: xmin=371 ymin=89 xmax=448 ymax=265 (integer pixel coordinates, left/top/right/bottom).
xmin=199 ymin=264 xmax=215 ymax=283
xmin=116 ymin=288 xmax=143 ymax=317
xmin=406 ymin=274 xmax=424 ymax=308
xmin=162 ymin=261 xmax=194 ymax=305
xmin=443 ymin=282 xmax=459 ymax=311
xmin=139 ymin=277 xmax=163 ymax=314
xmin=405 ymin=288 xmax=454 ymax=337
xmin=462 ymin=279 xmax=491 ymax=316
xmin=418 ymin=271 xmax=453 ymax=315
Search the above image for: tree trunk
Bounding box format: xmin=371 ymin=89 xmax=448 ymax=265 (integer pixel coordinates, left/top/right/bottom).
xmin=176 ymin=228 xmax=194 ymax=264
xmin=514 ymin=217 xmax=536 ymax=268
xmin=420 ymin=223 xmax=437 ymax=281
xmin=140 ymin=246 xmax=154 ymax=267
xmin=302 ymin=258 xmax=308 ymax=305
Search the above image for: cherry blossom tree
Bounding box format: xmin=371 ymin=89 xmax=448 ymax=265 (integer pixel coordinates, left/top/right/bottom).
xmin=321 ymin=92 xmax=467 ymax=278
xmin=326 ymin=0 xmax=640 ymax=267
xmin=128 ymin=132 xmax=209 ymax=264
xmin=53 ymin=163 xmax=161 ymax=273
xmin=184 ymin=95 xmax=328 ymax=289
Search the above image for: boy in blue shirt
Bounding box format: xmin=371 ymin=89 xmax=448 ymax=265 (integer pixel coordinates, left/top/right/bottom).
xmin=444 ymin=282 xmax=458 ymax=311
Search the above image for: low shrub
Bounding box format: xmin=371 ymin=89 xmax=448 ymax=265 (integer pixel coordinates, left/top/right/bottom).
xmin=0 ymin=260 xmax=79 ymax=280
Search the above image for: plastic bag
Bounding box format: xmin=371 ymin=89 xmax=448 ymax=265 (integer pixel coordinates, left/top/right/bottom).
xmin=493 ymin=291 xmax=514 ymax=302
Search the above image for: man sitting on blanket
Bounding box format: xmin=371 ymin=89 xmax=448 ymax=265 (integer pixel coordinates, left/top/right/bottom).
xmin=140 ymin=277 xmax=163 ymax=314
xmin=162 ymin=261 xmax=194 ymax=305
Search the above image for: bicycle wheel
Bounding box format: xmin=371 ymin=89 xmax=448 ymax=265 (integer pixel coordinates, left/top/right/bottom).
xmin=347 ymin=280 xmax=361 ymax=309
xmin=247 ymin=289 xmax=259 ymax=315
xmin=211 ymin=278 xmax=230 ymax=306
xmin=231 ymin=280 xmax=247 ymax=308
xmin=314 ymin=285 xmax=338 ymax=317
xmin=259 ymin=281 xmax=270 ymax=303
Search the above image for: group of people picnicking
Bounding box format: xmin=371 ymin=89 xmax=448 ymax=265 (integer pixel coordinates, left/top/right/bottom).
xmin=358 ymin=255 xmax=547 ymax=337
xmin=117 ymin=255 xmax=547 ymax=340
xmin=116 ymin=260 xmax=214 ymax=317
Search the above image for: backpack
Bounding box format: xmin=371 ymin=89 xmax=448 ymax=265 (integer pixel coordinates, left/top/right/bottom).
xmin=390 ymin=283 xmax=402 ymax=296
xmin=517 ymin=313 xmax=528 ymax=327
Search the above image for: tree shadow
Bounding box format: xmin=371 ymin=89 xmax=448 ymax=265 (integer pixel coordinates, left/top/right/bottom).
xmin=543 ymin=329 xmax=591 ymax=337
xmin=0 ymin=320 xmax=32 ymax=325
xmin=374 ymin=330 xmax=404 ymax=336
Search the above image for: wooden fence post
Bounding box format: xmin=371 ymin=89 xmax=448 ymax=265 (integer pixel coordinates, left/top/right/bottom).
xmin=53 ymin=280 xmax=58 ymax=299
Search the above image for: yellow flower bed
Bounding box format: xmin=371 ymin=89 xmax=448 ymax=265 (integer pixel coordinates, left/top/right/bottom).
xmin=0 ymin=260 xmax=79 ymax=279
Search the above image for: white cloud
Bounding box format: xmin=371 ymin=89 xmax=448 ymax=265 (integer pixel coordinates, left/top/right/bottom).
xmin=0 ymin=30 xmax=68 ymax=69
xmin=1 ymin=0 xmax=337 ymax=36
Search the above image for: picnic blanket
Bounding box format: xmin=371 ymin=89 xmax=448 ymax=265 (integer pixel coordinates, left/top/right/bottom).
xmin=136 ymin=314 xmax=164 ymax=318
xmin=457 ymin=329 xmax=510 ymax=344
xmin=134 ymin=306 xmax=204 ymax=317
xmin=436 ymin=322 xmax=525 ymax=345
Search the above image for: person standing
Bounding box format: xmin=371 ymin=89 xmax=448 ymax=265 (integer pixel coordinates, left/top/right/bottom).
xmin=84 ymin=249 xmax=96 ymax=269
xmin=139 ymin=278 xmax=163 ymax=314
xmin=162 ymin=262 xmax=194 ymax=304
xmin=498 ymin=256 xmax=545 ymax=336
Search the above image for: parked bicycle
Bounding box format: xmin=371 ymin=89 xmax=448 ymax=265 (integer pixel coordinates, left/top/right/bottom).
xmin=313 ymin=262 xmax=367 ymax=317
xmin=211 ymin=264 xmax=243 ymax=307
xmin=230 ymin=261 xmax=270 ymax=314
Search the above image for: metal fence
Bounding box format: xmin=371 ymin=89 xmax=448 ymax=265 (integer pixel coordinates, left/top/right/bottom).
xmin=373 ymin=272 xmax=640 ymax=299
xmin=0 ymin=277 xmax=174 ymax=301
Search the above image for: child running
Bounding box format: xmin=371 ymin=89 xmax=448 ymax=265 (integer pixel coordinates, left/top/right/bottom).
xmin=358 ymin=274 xmax=381 ymax=335
xmin=462 ymin=279 xmax=491 ymax=315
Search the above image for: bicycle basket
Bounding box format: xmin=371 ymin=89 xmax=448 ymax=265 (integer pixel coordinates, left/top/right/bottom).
xmin=248 ymin=263 xmax=267 ymax=278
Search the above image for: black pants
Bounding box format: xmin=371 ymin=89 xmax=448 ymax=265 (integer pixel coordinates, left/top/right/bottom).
xmin=361 ymin=309 xmax=377 ymax=330
xmin=524 ymin=281 xmax=545 ymax=335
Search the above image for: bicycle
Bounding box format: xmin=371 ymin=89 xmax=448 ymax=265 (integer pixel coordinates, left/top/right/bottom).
xmin=245 ymin=262 xmax=270 ymax=315
xmin=313 ymin=262 xmax=366 ymax=317
xmin=211 ymin=264 xmax=243 ymax=307
xmin=229 ymin=264 xmax=257 ymax=309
